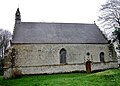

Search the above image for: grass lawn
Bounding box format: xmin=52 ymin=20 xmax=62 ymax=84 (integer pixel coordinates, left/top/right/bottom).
xmin=0 ymin=68 xmax=120 ymax=86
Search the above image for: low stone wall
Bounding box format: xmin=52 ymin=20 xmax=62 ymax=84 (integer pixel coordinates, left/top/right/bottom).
xmin=16 ymin=64 xmax=85 ymax=74
xmin=15 ymin=61 xmax=118 ymax=75
xmin=91 ymin=61 xmax=118 ymax=71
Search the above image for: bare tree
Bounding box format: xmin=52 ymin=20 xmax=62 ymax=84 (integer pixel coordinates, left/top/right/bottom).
xmin=0 ymin=29 xmax=12 ymax=50
xmin=0 ymin=29 xmax=11 ymax=74
xmin=0 ymin=29 xmax=12 ymax=49
xmin=98 ymin=0 xmax=120 ymax=47
xmin=99 ymin=0 xmax=120 ymax=28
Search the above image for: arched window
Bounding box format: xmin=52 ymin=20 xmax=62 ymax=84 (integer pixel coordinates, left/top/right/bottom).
xmin=60 ymin=48 xmax=66 ymax=64
xmin=100 ymin=52 xmax=105 ymax=62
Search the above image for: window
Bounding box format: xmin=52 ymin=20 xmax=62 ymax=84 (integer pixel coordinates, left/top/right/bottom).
xmin=100 ymin=52 xmax=105 ymax=62
xmin=60 ymin=48 xmax=66 ymax=64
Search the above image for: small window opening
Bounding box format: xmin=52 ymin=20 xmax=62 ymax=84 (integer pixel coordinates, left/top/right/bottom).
xmin=60 ymin=48 xmax=66 ymax=64
xmin=100 ymin=52 xmax=105 ymax=62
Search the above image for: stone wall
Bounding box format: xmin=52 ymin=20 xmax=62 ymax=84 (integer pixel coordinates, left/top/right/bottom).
xmin=14 ymin=62 xmax=118 ymax=75
xmin=10 ymin=44 xmax=118 ymax=75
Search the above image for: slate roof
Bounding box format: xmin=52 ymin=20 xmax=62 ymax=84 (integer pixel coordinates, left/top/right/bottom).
xmin=12 ymin=22 xmax=108 ymax=44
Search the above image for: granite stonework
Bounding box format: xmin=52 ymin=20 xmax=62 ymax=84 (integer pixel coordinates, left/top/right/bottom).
xmin=9 ymin=43 xmax=118 ymax=75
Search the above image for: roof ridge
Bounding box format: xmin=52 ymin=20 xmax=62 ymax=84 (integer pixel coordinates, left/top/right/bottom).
xmin=20 ymin=22 xmax=94 ymax=25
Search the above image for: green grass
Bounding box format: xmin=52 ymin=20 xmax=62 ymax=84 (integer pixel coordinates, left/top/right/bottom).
xmin=0 ymin=68 xmax=120 ymax=86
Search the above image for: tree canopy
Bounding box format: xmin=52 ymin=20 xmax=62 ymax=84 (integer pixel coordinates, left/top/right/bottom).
xmin=99 ymin=0 xmax=120 ymax=28
xmin=0 ymin=29 xmax=11 ymax=50
xmin=99 ymin=0 xmax=120 ymax=45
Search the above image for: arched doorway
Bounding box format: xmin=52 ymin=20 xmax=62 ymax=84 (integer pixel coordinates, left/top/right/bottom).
xmin=86 ymin=60 xmax=91 ymax=73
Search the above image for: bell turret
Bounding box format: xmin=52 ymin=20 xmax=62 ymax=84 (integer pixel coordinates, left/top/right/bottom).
xmin=15 ymin=8 xmax=21 ymax=23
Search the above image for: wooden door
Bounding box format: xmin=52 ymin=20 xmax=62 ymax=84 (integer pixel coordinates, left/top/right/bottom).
xmin=86 ymin=61 xmax=91 ymax=73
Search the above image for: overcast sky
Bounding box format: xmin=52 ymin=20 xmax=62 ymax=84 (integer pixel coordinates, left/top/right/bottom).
xmin=0 ymin=0 xmax=106 ymax=33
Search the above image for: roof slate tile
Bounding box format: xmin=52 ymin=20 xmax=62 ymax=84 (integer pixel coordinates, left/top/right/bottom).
xmin=12 ymin=22 xmax=108 ymax=44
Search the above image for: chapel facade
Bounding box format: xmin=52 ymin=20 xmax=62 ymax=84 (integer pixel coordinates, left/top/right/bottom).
xmin=4 ymin=8 xmax=118 ymax=78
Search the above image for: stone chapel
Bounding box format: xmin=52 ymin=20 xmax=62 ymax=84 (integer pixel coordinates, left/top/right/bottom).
xmin=4 ymin=8 xmax=118 ymax=78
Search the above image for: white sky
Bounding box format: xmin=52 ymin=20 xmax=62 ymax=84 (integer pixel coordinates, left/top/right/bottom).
xmin=0 ymin=0 xmax=106 ymax=33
